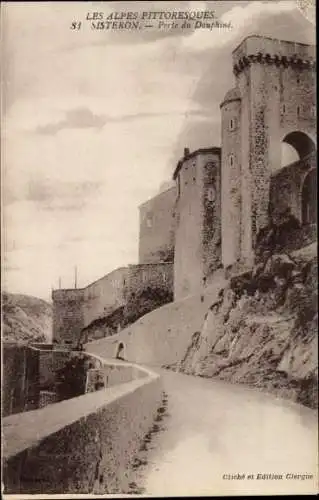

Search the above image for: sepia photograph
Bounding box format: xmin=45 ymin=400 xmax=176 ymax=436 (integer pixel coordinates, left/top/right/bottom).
xmin=1 ymin=0 xmax=318 ymax=497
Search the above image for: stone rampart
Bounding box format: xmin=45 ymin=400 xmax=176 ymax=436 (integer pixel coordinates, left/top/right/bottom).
xmin=52 ymin=263 xmax=173 ymax=346
xmin=3 ymin=356 xmax=162 ymax=494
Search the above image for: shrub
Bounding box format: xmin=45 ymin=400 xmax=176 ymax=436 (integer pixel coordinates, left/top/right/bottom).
xmin=123 ymin=287 xmax=173 ymax=326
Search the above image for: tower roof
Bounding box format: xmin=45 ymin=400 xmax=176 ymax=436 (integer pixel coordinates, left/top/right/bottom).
xmin=173 ymin=147 xmax=221 ymax=180
xmin=220 ymin=87 xmax=241 ymax=107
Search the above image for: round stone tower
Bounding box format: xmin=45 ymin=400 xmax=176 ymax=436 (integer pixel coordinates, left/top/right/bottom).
xmin=220 ymin=87 xmax=242 ymax=267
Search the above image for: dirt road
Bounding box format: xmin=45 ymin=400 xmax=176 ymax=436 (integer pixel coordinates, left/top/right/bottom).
xmin=129 ymin=368 xmax=318 ymax=496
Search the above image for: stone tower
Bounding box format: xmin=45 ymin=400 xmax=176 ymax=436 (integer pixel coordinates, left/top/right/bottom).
xmin=173 ymin=147 xmax=222 ymax=300
xmin=221 ymin=35 xmax=316 ymax=268
xmin=220 ymin=88 xmax=242 ymax=267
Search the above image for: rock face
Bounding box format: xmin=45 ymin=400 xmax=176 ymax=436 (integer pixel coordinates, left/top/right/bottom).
xmin=2 ymin=292 xmax=52 ymax=344
xmin=178 ymin=249 xmax=318 ymax=409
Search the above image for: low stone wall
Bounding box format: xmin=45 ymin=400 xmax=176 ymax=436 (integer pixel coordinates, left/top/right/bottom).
xmin=85 ymin=358 xmax=148 ymax=393
xmin=37 ymin=349 xmax=71 ymax=388
xmin=3 ymin=344 xmax=40 ymax=416
xmin=3 ymin=358 xmax=162 ymax=494
xmin=100 ymin=362 xmax=146 ymax=387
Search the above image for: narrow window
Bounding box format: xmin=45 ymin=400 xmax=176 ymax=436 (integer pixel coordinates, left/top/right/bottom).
xmin=229 ymin=118 xmax=234 ymax=131
xmin=297 ymin=106 xmax=300 ymax=116
xmin=282 ymin=104 xmax=285 ymax=113
xmin=207 ymin=186 xmax=216 ymax=202
xmin=229 ymin=154 xmax=234 ymax=167
xmin=146 ymin=216 xmax=152 ymax=228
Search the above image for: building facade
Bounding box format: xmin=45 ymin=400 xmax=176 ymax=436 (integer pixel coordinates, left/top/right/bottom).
xmin=221 ymin=35 xmax=316 ymax=268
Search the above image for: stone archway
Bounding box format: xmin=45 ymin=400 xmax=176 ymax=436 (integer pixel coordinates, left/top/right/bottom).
xmin=302 ymin=169 xmax=317 ymax=225
xmin=282 ymin=131 xmax=316 ymax=161
xmin=281 ymin=130 xmax=316 ymax=170
xmin=270 ymin=131 xmax=317 ymax=224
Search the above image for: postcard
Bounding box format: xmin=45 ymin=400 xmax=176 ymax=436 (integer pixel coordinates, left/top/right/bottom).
xmin=2 ymin=0 xmax=317 ymax=497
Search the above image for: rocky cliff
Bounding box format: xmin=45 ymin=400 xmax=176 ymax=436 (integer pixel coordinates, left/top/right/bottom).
xmin=2 ymin=292 xmax=53 ymax=344
xmin=173 ymin=244 xmax=317 ymax=409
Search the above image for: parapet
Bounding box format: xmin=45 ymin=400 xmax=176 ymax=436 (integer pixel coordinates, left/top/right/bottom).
xmin=52 ymin=288 xmax=84 ymax=302
xmin=232 ymin=35 xmax=316 ymax=76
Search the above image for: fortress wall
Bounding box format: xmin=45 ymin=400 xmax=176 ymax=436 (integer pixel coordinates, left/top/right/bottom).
xmin=52 ymin=268 xmax=128 ymax=345
xmin=220 ymin=94 xmax=242 ymax=266
xmin=3 ymin=345 xmax=40 ymax=417
xmin=249 ymin=56 xmax=315 ymax=234
xmin=81 ymin=268 xmax=129 ymax=328
xmin=237 ymin=64 xmax=253 ymax=265
xmin=37 ymin=349 xmax=72 ymax=389
xmin=127 ymin=262 xmax=173 ymax=297
xmin=232 ymin=36 xmax=315 ymax=69
xmin=3 ymin=362 xmax=162 ymax=495
xmin=174 ymin=154 xmax=204 ymax=300
xmin=52 ymin=264 xmax=173 ymax=346
xmin=174 ymin=149 xmax=221 ymax=300
xmin=232 ymin=36 xmax=315 ymax=264
xmin=52 ymin=289 xmax=85 ymax=345
xmin=52 ymin=36 xmax=316 ymax=352
xmin=138 ymin=187 xmax=176 ymax=264
xmin=270 ymin=156 xmax=314 ymax=221
xmin=202 ymin=153 xmax=222 ymax=277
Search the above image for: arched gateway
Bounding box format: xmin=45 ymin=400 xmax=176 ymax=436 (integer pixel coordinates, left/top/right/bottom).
xmin=221 ymin=36 xmax=316 ymax=267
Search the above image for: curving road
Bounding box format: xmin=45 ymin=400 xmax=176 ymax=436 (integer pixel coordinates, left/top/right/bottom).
xmin=130 ymin=368 xmax=318 ymax=496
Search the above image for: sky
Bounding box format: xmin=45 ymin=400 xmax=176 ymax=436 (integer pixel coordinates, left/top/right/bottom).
xmin=2 ymin=1 xmax=315 ymax=301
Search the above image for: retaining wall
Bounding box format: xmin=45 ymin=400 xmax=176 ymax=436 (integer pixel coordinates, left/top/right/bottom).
xmin=37 ymin=349 xmax=71 ymax=388
xmin=3 ymin=357 xmax=162 ymax=494
xmin=2 ymin=344 xmax=40 ymax=416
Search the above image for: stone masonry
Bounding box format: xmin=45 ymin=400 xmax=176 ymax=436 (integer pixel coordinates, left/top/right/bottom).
xmin=173 ymin=148 xmax=222 ymax=300
xmin=222 ymin=35 xmax=316 ymax=268
xmin=52 ymin=264 xmax=173 ymax=346
xmin=52 ymin=35 xmax=316 ymax=341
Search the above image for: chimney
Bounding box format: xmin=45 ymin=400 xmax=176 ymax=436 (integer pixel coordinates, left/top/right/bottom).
xmin=184 ymin=147 xmax=190 ymax=157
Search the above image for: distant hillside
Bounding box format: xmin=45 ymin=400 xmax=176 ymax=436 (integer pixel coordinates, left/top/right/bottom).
xmin=2 ymin=292 xmax=53 ymax=344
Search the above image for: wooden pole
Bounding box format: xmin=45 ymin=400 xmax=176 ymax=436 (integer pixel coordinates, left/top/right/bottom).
xmin=75 ymin=266 xmax=78 ymax=289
